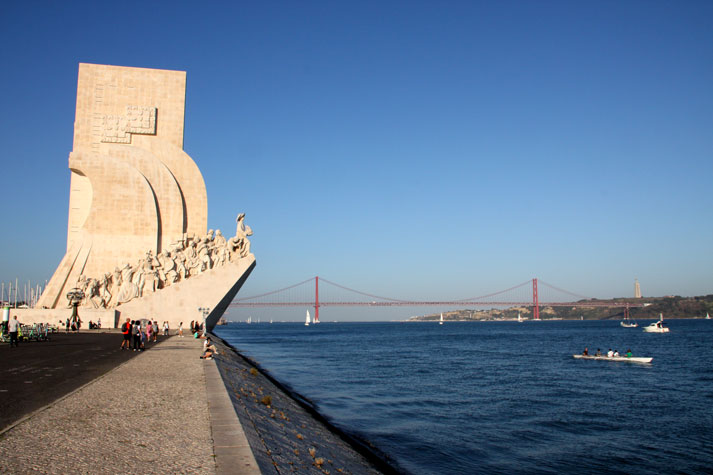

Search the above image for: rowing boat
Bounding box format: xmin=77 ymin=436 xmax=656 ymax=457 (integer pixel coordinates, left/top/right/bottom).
xmin=573 ymin=354 xmax=652 ymax=364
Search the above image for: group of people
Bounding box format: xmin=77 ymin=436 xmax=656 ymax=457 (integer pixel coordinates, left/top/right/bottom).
xmin=119 ymin=318 xmax=162 ymax=351
xmin=582 ymin=347 xmax=633 ymax=357
xmin=188 ymin=320 xmax=204 ymax=338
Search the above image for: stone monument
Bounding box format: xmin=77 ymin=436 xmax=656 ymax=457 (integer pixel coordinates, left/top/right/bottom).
xmin=34 ymin=63 xmax=255 ymax=330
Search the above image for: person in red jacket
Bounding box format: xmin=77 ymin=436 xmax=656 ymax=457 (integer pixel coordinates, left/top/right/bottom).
xmin=120 ymin=317 xmax=131 ymax=350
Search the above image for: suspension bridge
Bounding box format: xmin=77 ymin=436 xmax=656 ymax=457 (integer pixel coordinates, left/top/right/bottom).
xmin=229 ymin=277 xmax=642 ymax=322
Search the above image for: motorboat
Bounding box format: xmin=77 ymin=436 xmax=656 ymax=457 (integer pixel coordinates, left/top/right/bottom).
xmin=573 ymin=354 xmax=652 ymax=364
xmin=643 ymin=313 xmax=670 ymax=333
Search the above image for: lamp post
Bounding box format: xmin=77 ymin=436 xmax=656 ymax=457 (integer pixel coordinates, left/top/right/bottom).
xmin=198 ymin=307 xmax=210 ymax=336
xmin=66 ymin=288 xmax=85 ymax=331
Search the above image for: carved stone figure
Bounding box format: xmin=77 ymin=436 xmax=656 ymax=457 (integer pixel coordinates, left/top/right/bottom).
xmin=229 ymin=213 xmax=253 ymax=259
xmin=157 ymin=250 xmax=177 ymax=286
xmin=184 ymin=241 xmax=202 ymax=276
xmin=197 ymin=237 xmax=212 ymax=272
xmin=117 ymin=263 xmax=138 ymax=304
xmin=173 ymin=246 xmax=187 ymax=280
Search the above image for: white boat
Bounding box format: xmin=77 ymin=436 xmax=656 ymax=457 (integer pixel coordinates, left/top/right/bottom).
xmin=706 ymin=313 xmax=711 ymax=320
xmin=305 ymin=310 xmax=311 ymax=326
xmin=573 ymin=354 xmax=652 ymax=364
xmin=518 ymin=313 xmax=523 ymax=323
xmin=439 ymin=313 xmax=443 ymax=325
xmin=643 ymin=313 xmax=670 ymax=333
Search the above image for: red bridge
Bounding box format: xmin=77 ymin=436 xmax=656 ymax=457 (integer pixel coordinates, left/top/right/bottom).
xmin=229 ymin=277 xmax=641 ymax=323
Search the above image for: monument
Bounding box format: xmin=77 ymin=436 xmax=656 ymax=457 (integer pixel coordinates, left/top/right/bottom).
xmin=32 ymin=63 xmax=255 ymax=330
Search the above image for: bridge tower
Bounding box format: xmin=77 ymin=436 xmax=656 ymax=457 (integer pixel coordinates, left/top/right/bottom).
xmin=532 ymin=278 xmax=540 ymax=320
xmin=314 ymin=276 xmax=320 ymax=323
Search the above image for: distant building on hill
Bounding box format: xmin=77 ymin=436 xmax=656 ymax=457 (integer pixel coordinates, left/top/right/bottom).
xmin=634 ymin=279 xmax=642 ymax=299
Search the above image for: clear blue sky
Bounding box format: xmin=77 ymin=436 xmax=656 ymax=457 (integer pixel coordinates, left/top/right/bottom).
xmin=1 ymin=1 xmax=712 ymax=317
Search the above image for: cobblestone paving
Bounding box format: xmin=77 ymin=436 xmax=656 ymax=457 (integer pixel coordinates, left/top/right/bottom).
xmin=0 ymin=336 xmax=216 ymax=474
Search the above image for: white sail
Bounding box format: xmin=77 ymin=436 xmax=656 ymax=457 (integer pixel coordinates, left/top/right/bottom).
xmin=518 ymin=312 xmax=522 ymax=322
xmin=439 ymin=313 xmax=443 ymax=325
xmin=305 ymin=310 xmax=310 ymax=326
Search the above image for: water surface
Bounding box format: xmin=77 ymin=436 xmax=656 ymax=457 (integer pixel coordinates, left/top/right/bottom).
xmin=216 ymin=319 xmax=713 ymax=474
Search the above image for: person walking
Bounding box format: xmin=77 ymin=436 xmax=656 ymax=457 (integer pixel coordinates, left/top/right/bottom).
xmin=178 ymin=322 xmax=183 ymax=337
xmin=152 ymin=320 xmax=159 ymax=342
xmin=146 ymin=321 xmax=153 ymax=344
xmin=8 ymin=315 xmax=20 ymax=347
xmin=120 ymin=317 xmax=131 ymax=350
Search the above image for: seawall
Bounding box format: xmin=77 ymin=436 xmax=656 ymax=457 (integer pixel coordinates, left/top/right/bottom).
xmin=210 ymin=334 xmax=399 ymax=474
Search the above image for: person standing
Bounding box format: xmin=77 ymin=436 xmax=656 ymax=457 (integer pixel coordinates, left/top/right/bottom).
xmin=146 ymin=321 xmax=153 ymax=344
xmin=178 ymin=322 xmax=183 ymax=337
xmin=120 ymin=318 xmax=131 ymax=350
xmin=153 ymin=320 xmax=159 ymax=342
xmin=132 ymin=320 xmax=141 ymax=351
xmin=8 ymin=315 xmax=20 ymax=347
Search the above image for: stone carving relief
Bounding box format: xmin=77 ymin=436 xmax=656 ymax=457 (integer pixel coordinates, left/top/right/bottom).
xmin=67 ymin=214 xmax=253 ymax=309
xmin=101 ymin=106 xmax=157 ymax=143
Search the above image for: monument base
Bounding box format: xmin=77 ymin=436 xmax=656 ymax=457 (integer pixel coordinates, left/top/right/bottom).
xmin=12 ymin=255 xmax=255 ymax=331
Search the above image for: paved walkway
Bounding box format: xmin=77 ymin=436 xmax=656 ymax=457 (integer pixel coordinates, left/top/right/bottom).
xmin=0 ymin=335 xmax=260 ymax=474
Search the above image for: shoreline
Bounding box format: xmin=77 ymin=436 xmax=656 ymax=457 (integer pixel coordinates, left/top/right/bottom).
xmin=210 ymin=333 xmax=400 ymax=474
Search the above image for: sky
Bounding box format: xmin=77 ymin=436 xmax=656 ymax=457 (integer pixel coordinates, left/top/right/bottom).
xmin=1 ymin=1 xmax=712 ymax=320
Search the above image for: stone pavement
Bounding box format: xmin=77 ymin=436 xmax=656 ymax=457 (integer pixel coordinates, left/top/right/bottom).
xmin=0 ymin=331 xmax=145 ymax=431
xmin=0 ymin=335 xmax=260 ymax=474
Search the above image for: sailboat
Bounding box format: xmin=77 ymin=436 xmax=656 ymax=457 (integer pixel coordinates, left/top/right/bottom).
xmin=620 ymin=306 xmax=637 ymax=328
xmin=706 ymin=313 xmax=711 ymax=320
xmin=439 ymin=313 xmax=444 ymax=325
xmin=518 ymin=312 xmax=523 ymax=323
xmin=305 ymin=310 xmax=311 ymax=326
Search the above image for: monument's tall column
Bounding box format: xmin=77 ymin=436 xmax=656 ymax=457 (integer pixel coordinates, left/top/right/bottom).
xmin=38 ymin=64 xmax=208 ymax=309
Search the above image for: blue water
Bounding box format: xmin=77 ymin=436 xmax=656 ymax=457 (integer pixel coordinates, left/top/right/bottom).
xmin=215 ymin=319 xmax=713 ymax=474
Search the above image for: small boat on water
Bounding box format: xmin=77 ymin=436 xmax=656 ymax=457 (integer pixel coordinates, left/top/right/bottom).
xmin=643 ymin=313 xmax=670 ymax=333
xmin=305 ymin=310 xmax=311 ymax=326
xmin=518 ymin=313 xmax=523 ymax=323
xmin=439 ymin=313 xmax=443 ymax=325
xmin=706 ymin=313 xmax=711 ymax=320
xmin=573 ymin=354 xmax=653 ymax=364
xmin=620 ymin=306 xmax=637 ymax=327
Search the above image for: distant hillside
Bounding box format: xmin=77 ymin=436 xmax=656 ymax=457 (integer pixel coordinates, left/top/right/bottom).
xmin=409 ymin=295 xmax=713 ymax=322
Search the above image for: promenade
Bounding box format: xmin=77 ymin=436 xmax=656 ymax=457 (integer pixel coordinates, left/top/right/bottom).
xmin=0 ymin=332 xmax=259 ymax=474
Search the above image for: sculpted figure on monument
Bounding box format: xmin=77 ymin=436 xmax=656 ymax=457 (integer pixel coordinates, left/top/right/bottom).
xmin=212 ymin=230 xmax=229 ymax=267
xmin=184 ymin=241 xmax=202 ymax=276
xmin=229 ymin=213 xmax=253 ymax=259
xmin=108 ymin=267 xmax=122 ymax=306
xmin=197 ymin=237 xmax=213 ymax=272
xmin=144 ymin=251 xmax=160 ymax=293
xmin=173 ymin=246 xmax=188 ymax=280
xmin=157 ymin=249 xmax=177 ymax=286
xmin=117 ymin=263 xmax=138 ymax=304
xmin=98 ymin=273 xmax=111 ymax=308
xmin=87 ymin=278 xmax=104 ymax=309
xmin=214 ymin=229 xmax=227 ymax=248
